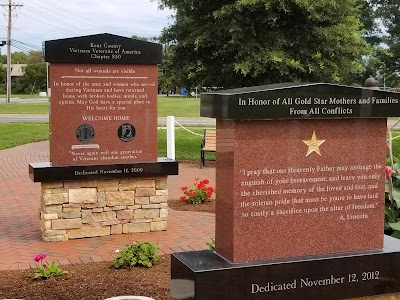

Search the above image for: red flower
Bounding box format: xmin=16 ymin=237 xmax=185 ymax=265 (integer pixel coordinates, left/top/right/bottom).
xmin=386 ymin=166 xmax=394 ymax=179
xmin=180 ymin=178 xmax=215 ymax=204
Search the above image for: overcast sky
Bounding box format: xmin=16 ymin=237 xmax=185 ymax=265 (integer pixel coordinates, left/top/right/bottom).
xmin=0 ymin=0 xmax=174 ymax=53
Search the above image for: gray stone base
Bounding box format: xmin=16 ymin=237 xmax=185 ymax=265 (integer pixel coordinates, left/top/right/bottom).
xmin=40 ymin=177 xmax=168 ymax=242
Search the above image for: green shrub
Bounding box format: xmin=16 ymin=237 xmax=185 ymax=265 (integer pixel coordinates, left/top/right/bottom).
xmin=206 ymin=238 xmax=215 ymax=250
xmin=33 ymin=253 xmax=68 ymax=280
xmin=112 ymin=241 xmax=160 ymax=269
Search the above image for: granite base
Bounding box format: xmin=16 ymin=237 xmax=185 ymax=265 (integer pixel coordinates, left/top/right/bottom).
xmin=171 ymin=236 xmax=400 ymax=300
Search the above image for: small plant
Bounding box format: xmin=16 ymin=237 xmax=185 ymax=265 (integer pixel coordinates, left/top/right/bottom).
xmin=385 ymin=163 xmax=400 ymax=239
xmin=206 ymin=238 xmax=215 ymax=250
xmin=180 ymin=178 xmax=215 ymax=204
xmin=385 ymin=128 xmax=400 ymax=239
xmin=112 ymin=241 xmax=160 ymax=269
xmin=33 ymin=253 xmax=68 ymax=280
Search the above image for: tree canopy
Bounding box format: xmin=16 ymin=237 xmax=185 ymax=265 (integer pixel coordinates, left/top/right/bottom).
xmin=373 ymin=0 xmax=400 ymax=87
xmin=14 ymin=62 xmax=47 ymax=94
xmin=159 ymin=0 xmax=370 ymax=88
xmin=0 ymin=51 xmax=46 ymax=94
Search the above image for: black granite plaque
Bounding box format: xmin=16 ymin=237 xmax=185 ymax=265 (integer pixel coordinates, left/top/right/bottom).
xmin=44 ymin=33 xmax=162 ymax=65
xmin=171 ymin=235 xmax=400 ymax=300
xmin=200 ymin=83 xmax=400 ymax=120
xmin=29 ymin=158 xmax=178 ymax=182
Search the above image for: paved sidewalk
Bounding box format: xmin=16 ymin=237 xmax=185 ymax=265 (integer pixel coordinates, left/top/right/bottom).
xmin=0 ymin=141 xmax=216 ymax=270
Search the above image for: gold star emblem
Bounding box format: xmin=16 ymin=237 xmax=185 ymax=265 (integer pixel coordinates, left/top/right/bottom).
xmin=303 ymin=131 xmax=325 ymax=157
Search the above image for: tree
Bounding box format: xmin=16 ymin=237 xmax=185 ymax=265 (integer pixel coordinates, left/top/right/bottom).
xmin=11 ymin=51 xmax=28 ymax=64
xmin=374 ymin=0 xmax=400 ymax=87
xmin=26 ymin=51 xmax=43 ymax=64
xmin=158 ymin=0 xmax=370 ymax=88
xmin=0 ymin=64 xmax=6 ymax=93
xmin=131 ymin=35 xmax=158 ymax=43
xmin=158 ymin=43 xmax=180 ymax=94
xmin=358 ymin=0 xmax=382 ymax=46
xmin=14 ymin=62 xmax=46 ymax=94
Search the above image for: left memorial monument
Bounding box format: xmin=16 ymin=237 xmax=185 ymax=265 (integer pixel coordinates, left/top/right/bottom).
xmin=29 ymin=33 xmax=178 ymax=242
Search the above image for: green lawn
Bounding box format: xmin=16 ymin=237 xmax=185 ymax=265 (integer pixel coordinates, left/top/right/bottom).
xmin=0 ymin=123 xmax=49 ymax=150
xmin=0 ymin=97 xmax=200 ymax=117
xmin=158 ymin=97 xmax=201 ymax=117
xmin=391 ymin=132 xmax=400 ymax=161
xmin=0 ymin=122 xmax=398 ymax=162
xmin=0 ymin=123 xmax=214 ymax=161
xmin=0 ymin=102 xmax=49 ymax=114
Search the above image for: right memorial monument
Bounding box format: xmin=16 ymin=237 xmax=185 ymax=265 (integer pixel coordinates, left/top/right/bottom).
xmin=171 ymin=83 xmax=400 ymax=300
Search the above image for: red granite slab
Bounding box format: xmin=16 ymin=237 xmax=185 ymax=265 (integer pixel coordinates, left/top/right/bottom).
xmin=49 ymin=63 xmax=158 ymax=165
xmin=216 ymin=118 xmax=387 ymax=263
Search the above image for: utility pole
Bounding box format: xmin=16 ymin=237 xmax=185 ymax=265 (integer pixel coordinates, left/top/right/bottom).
xmin=1 ymin=0 xmax=22 ymax=103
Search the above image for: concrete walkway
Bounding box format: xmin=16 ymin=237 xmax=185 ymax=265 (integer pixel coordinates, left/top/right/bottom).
xmin=0 ymin=141 xmax=216 ymax=270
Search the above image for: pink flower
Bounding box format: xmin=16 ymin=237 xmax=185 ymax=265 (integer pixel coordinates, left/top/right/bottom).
xmin=386 ymin=166 xmax=394 ymax=179
xmin=33 ymin=253 xmax=47 ymax=262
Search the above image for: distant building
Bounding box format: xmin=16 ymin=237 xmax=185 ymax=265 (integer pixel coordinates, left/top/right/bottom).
xmin=2 ymin=64 xmax=27 ymax=83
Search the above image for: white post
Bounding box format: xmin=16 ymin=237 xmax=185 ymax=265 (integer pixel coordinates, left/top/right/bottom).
xmin=167 ymin=116 xmax=175 ymax=160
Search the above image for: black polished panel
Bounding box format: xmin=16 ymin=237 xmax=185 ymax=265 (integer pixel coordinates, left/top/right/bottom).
xmin=29 ymin=158 xmax=178 ymax=182
xmin=44 ymin=33 xmax=162 ymax=65
xmin=200 ymin=83 xmax=400 ymax=120
xmin=171 ymin=235 xmax=400 ymax=300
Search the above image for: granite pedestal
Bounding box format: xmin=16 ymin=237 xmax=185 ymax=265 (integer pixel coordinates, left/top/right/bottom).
xmin=170 ymin=83 xmax=400 ymax=299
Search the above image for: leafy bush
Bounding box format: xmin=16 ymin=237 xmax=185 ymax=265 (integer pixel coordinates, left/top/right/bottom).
xmin=386 ymin=129 xmax=400 ymax=239
xmin=112 ymin=241 xmax=160 ymax=269
xmin=206 ymin=238 xmax=215 ymax=250
xmin=385 ymin=162 xmax=400 ymax=238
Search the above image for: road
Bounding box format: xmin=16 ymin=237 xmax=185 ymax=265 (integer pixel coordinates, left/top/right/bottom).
xmin=0 ymin=97 xmax=48 ymax=103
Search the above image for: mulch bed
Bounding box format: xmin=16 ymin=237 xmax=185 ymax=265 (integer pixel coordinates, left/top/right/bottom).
xmin=168 ymin=199 xmax=215 ymax=213
xmin=0 ymin=201 xmax=215 ymax=300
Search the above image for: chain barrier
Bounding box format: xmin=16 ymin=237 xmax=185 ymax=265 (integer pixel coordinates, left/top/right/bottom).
xmin=388 ymin=117 xmax=400 ymax=140
xmin=174 ymin=120 xmax=203 ymax=136
xmin=158 ymin=121 xmax=166 ymax=130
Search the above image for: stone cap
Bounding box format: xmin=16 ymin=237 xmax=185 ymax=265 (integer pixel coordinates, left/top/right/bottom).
xmin=200 ymin=82 xmax=400 ymax=120
xmin=43 ymin=33 xmax=162 ymax=65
